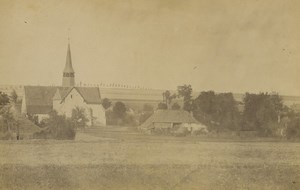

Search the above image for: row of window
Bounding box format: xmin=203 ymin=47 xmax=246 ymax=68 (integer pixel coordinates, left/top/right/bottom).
xmin=63 ymin=73 xmax=75 ymax=77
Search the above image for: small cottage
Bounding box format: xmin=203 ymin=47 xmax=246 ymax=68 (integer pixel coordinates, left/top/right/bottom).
xmin=140 ymin=109 xmax=207 ymax=135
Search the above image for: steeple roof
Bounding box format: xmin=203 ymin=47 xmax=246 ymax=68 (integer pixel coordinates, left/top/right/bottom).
xmin=63 ymin=43 xmax=74 ymax=73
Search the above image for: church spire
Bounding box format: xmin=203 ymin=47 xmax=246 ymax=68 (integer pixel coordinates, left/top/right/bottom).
xmin=62 ymin=41 xmax=75 ymax=87
xmin=64 ymin=41 xmax=74 ymax=73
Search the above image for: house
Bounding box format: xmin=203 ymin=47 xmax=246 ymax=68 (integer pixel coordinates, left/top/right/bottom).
xmin=21 ymin=42 xmax=106 ymax=126
xmin=140 ymin=109 xmax=207 ymax=134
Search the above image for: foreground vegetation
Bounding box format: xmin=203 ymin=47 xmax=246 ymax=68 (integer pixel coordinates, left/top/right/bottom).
xmin=0 ymin=130 xmax=299 ymax=190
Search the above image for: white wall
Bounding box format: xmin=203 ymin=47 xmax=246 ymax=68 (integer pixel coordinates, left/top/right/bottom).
xmin=54 ymin=88 xmax=106 ymax=126
xmin=21 ymin=94 xmax=26 ymax=114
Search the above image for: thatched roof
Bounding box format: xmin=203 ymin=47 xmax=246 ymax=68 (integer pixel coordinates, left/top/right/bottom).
xmin=141 ymin=110 xmax=198 ymax=128
xmin=24 ymin=86 xmax=102 ymax=114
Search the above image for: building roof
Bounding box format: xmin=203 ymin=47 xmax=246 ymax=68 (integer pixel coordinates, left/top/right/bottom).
xmin=63 ymin=43 xmax=74 ymax=73
xmin=141 ymin=109 xmax=198 ymax=128
xmin=61 ymin=87 xmax=102 ymax=104
xmin=24 ymin=86 xmax=65 ymax=114
xmin=23 ymin=86 xmax=102 ymax=114
xmin=76 ymin=87 xmax=102 ymax=104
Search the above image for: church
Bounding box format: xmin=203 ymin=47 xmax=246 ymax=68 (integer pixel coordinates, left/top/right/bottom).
xmin=21 ymin=43 xmax=106 ymax=126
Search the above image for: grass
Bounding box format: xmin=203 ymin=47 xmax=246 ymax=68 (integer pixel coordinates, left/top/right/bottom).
xmin=0 ymin=126 xmax=300 ymax=189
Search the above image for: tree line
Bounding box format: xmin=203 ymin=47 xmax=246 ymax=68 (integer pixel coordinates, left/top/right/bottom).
xmin=156 ymin=85 xmax=300 ymax=138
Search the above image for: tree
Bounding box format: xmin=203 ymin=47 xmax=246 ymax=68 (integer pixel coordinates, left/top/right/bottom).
xmin=162 ymin=90 xmax=177 ymax=109
xmin=102 ymin=98 xmax=112 ymax=110
xmin=0 ymin=92 xmax=10 ymax=107
xmin=113 ymin=102 xmax=127 ymax=119
xmin=143 ymin=104 xmax=154 ymax=112
xmin=71 ymin=107 xmax=89 ymax=129
xmin=193 ymin=91 xmax=240 ymax=132
xmin=157 ymin=102 xmax=168 ymax=110
xmin=10 ymin=90 xmax=18 ymax=104
xmin=0 ymin=106 xmax=16 ymax=132
xmin=177 ymin=85 xmax=193 ymax=112
xmin=171 ymin=103 xmax=181 ymax=110
xmin=286 ymin=117 xmax=300 ymax=139
xmin=0 ymin=92 xmax=14 ymax=134
xmin=242 ymin=92 xmax=284 ymax=136
xmin=36 ymin=110 xmax=76 ymax=140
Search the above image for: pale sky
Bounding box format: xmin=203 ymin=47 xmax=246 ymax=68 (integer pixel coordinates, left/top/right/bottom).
xmin=0 ymin=0 xmax=299 ymax=95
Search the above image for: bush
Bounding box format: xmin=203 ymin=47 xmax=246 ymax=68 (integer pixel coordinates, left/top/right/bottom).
xmin=286 ymin=117 xmax=300 ymax=140
xmin=54 ymin=119 xmax=76 ymax=140
xmin=106 ymin=108 xmax=139 ymax=126
xmin=153 ymin=128 xmax=172 ymax=136
xmin=173 ymin=127 xmax=190 ymax=137
xmin=33 ymin=128 xmax=53 ymax=139
xmin=33 ymin=111 xmax=76 ymax=140
xmin=0 ymin=131 xmax=14 ymax=140
xmin=105 ymin=110 xmax=117 ymax=125
xmin=123 ymin=114 xmax=139 ymax=126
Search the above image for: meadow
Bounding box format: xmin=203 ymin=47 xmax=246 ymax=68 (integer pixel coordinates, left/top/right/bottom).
xmin=0 ymin=127 xmax=300 ymax=190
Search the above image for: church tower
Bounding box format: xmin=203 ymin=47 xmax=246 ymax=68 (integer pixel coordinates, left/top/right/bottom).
xmin=62 ymin=42 xmax=75 ymax=87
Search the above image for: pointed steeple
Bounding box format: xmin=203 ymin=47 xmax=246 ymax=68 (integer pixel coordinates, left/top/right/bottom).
xmin=64 ymin=42 xmax=74 ymax=73
xmin=62 ymin=40 xmax=75 ymax=87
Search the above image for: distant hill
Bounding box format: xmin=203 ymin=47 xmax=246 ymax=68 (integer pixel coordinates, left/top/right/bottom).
xmin=1 ymin=85 xmax=300 ymax=111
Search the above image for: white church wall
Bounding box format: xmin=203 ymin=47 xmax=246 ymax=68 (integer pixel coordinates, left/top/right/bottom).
xmin=59 ymin=88 xmax=86 ymax=117
xmin=88 ymin=104 xmax=106 ymax=126
xmin=58 ymin=88 xmax=106 ymax=126
xmin=53 ymin=99 xmax=63 ymax=115
xmin=21 ymin=94 xmax=27 ymax=114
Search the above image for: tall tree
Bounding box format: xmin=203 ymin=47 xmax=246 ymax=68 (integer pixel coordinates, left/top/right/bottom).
xmin=177 ymin=85 xmax=193 ymax=112
xmin=102 ymin=98 xmax=112 ymax=110
xmin=171 ymin=103 xmax=181 ymax=110
xmin=243 ymin=92 xmax=284 ymax=135
xmin=10 ymin=90 xmax=18 ymax=104
xmin=162 ymin=90 xmax=177 ymax=109
xmin=157 ymin=102 xmax=168 ymax=110
xmin=193 ymin=91 xmax=240 ymax=131
xmin=113 ymin=102 xmax=127 ymax=119
xmin=0 ymin=106 xmax=16 ymax=132
xmin=0 ymin=92 xmax=10 ymax=107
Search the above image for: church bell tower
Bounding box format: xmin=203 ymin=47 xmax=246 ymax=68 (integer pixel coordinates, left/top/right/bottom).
xmin=62 ymin=42 xmax=75 ymax=87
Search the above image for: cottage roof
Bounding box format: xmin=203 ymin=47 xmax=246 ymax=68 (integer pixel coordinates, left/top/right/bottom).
xmin=141 ymin=110 xmax=198 ymax=128
xmin=23 ymin=86 xmax=102 ymax=114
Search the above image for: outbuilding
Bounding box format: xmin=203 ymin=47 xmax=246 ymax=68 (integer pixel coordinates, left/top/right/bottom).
xmin=140 ymin=109 xmax=208 ymax=135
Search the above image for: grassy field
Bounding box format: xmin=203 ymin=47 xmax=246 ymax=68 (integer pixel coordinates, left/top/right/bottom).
xmin=0 ymin=127 xmax=300 ymax=190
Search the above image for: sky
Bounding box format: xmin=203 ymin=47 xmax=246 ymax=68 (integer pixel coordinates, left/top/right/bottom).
xmin=0 ymin=0 xmax=299 ymax=95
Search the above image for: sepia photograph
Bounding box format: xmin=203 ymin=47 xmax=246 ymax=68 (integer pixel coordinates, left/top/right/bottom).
xmin=0 ymin=0 xmax=300 ymax=189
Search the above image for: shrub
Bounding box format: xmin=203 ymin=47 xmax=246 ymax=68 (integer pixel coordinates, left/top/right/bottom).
xmin=0 ymin=131 xmax=14 ymax=140
xmin=71 ymin=107 xmax=89 ymax=129
xmin=123 ymin=114 xmax=139 ymax=126
xmin=33 ymin=111 xmax=76 ymax=140
xmin=286 ymin=117 xmax=300 ymax=140
xmin=105 ymin=110 xmax=117 ymax=125
xmin=173 ymin=127 xmax=190 ymax=137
